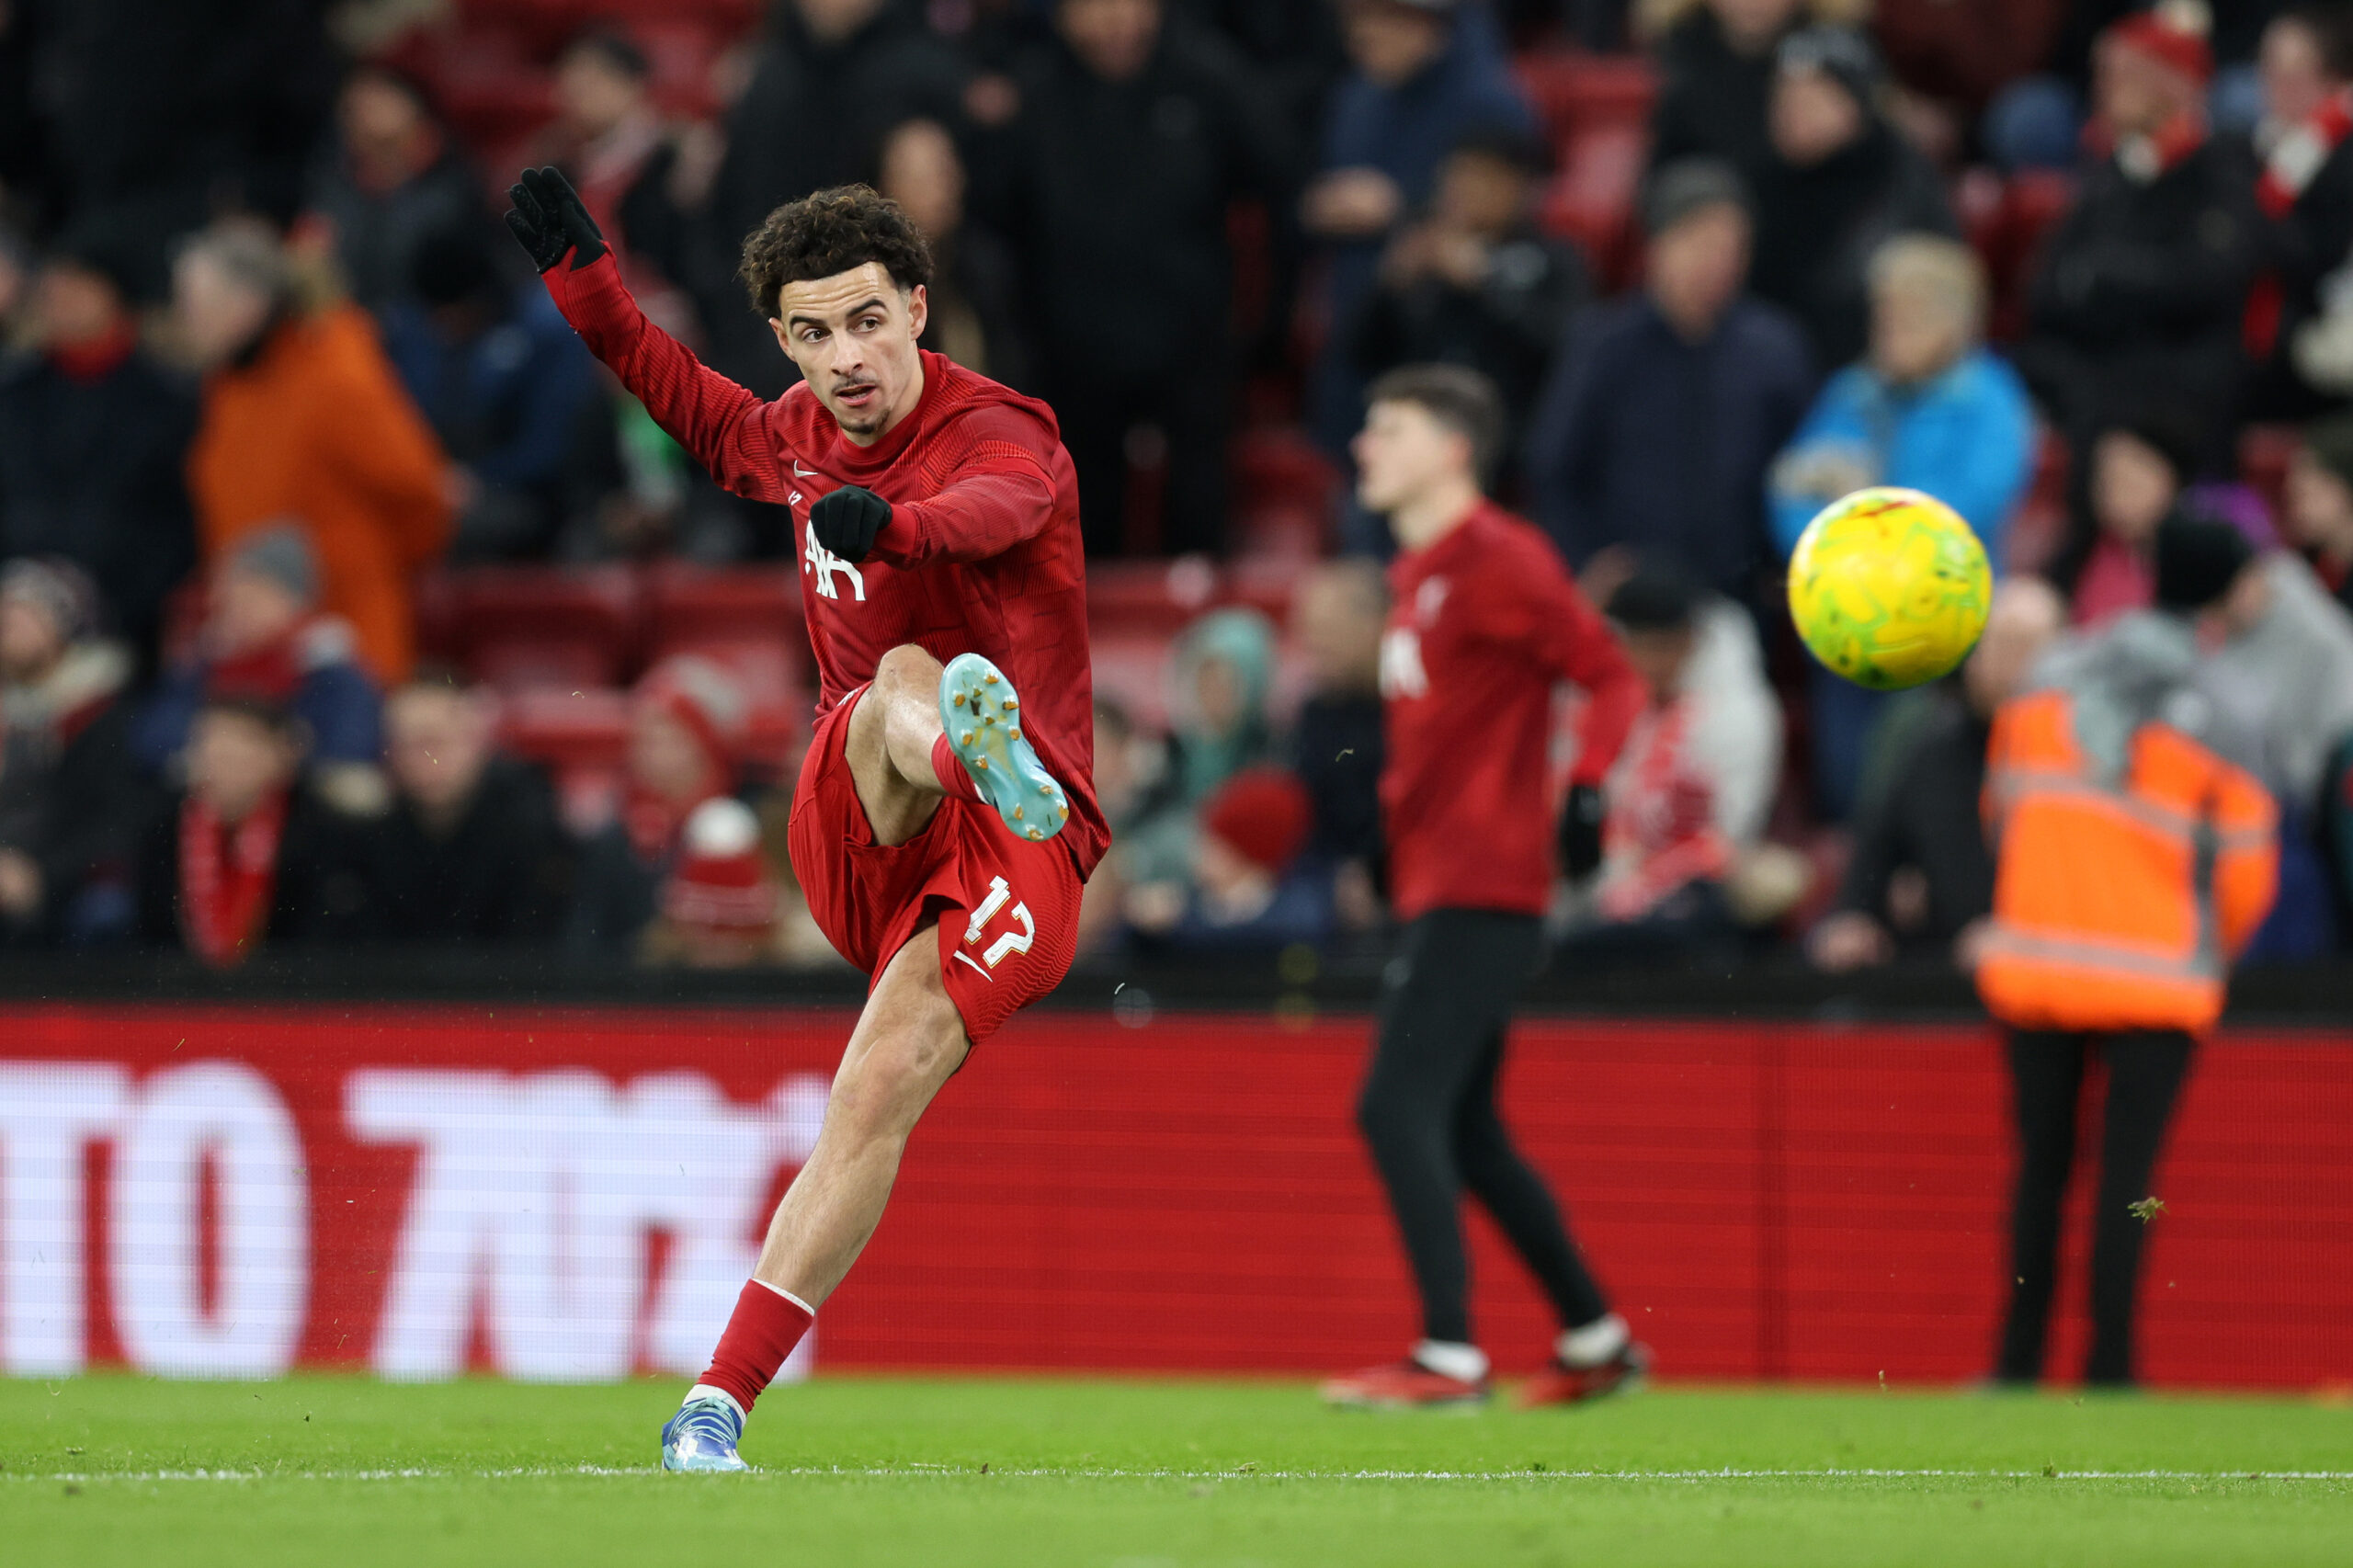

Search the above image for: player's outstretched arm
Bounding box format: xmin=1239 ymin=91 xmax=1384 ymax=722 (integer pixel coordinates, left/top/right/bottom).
xmin=857 ymin=425 xmax=1062 ymax=569
xmin=506 ymin=167 xmax=781 ymax=504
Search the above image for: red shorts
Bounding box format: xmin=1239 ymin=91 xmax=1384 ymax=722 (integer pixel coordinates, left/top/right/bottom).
xmin=788 ymin=687 xmax=1085 ymax=1045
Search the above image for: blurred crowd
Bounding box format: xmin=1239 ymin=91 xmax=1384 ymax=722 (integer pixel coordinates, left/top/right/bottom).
xmin=2 ymin=0 xmax=2352 ymax=973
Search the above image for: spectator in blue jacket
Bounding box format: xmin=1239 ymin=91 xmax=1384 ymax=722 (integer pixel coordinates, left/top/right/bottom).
xmin=1527 ymin=158 xmax=1813 ymax=606
xmin=1303 ymin=0 xmax=1536 ymax=453
xmin=1771 ymin=233 xmax=2036 ymax=818
xmin=378 ymin=224 xmax=598 ymax=561
xmin=1770 ymin=236 xmax=2035 ymax=562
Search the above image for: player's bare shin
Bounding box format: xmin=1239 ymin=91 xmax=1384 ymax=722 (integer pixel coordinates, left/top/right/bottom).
xmin=750 ymin=926 xmax=970 ymax=1305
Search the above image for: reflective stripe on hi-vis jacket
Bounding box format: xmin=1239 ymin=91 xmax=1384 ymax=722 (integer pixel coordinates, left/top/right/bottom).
xmin=1976 ymin=689 xmax=2279 ymax=1035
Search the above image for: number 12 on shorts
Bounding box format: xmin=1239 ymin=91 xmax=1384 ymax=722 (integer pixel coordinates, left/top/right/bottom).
xmin=963 ymin=876 xmax=1034 ymax=969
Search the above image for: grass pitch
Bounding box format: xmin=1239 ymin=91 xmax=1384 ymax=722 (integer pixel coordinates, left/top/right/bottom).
xmin=6 ymin=1375 xmax=2350 ymax=1566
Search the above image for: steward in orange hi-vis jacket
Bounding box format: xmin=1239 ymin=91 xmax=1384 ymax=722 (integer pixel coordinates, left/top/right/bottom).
xmin=1975 ymin=682 xmax=2279 ymax=1036
xmin=1979 ymin=517 xmax=2281 ymax=1391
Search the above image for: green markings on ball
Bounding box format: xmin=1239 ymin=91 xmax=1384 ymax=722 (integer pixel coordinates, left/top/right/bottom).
xmin=1786 ymin=486 xmax=1992 ymax=693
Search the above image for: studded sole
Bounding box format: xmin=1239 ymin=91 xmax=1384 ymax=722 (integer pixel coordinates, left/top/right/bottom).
xmin=938 ymin=653 xmax=1070 ymax=843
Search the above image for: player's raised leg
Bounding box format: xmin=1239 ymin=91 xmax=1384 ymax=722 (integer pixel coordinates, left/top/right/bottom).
xmin=845 ymin=642 xmax=1068 ymax=846
xmin=664 ymin=926 xmax=970 ymax=1471
xmin=511 ymin=169 xmax=1102 ymax=1473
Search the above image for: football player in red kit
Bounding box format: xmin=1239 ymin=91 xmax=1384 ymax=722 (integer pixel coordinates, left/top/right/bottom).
xmin=1321 ymin=366 xmax=1654 ymax=1410
xmin=506 ymin=170 xmax=1103 ymax=1469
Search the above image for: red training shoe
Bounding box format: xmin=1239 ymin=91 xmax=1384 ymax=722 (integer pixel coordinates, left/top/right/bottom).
xmin=1321 ymin=1359 xmax=1489 ymax=1410
xmin=1515 ymin=1343 xmax=1652 ymax=1408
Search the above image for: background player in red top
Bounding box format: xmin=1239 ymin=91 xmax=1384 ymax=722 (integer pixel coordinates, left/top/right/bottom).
xmin=1319 ymin=366 xmax=1653 ymax=1410
xmin=506 ymin=169 xmax=1102 ymax=1470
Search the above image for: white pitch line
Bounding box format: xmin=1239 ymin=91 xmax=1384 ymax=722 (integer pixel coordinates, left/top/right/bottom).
xmin=8 ymin=1466 xmax=2353 ymax=1484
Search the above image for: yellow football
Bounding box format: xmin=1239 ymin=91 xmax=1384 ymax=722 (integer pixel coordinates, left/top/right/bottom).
xmin=1787 ymin=486 xmax=1993 ymax=691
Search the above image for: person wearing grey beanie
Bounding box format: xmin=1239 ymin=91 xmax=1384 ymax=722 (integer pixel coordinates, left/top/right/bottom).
xmin=224 ymin=523 xmax=322 ymax=612
xmin=128 ymin=517 xmax=385 ymax=783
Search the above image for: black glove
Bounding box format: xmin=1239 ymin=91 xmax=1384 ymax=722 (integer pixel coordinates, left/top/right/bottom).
xmin=1558 ymin=782 xmax=1605 ymax=880
xmin=505 ymin=166 xmax=608 ymax=274
xmin=809 ymin=484 xmax=892 ymax=563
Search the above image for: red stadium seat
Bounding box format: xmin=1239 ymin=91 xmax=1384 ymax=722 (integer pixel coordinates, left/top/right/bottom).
xmin=642 ymin=563 xmax=802 ymax=643
xmin=410 ymin=567 xmax=461 ymax=666
xmin=1540 ymin=122 xmax=1647 ymax=288
xmin=1227 ymin=554 xmax=1312 ymax=623
xmin=642 ymin=564 xmax=806 ymax=690
xmin=1229 ymin=430 xmax=1337 ymax=567
xmin=498 ymin=684 xmax=627 ymax=766
xmin=417 ymin=35 xmax=555 ymax=153
xmin=451 ymin=0 xmax=756 ymax=51
xmin=451 ymin=564 xmax=641 ymax=692
xmin=630 ymin=17 xmax=726 ymax=120
xmin=2004 ymin=170 xmax=2078 ymax=260
xmin=1231 ymin=427 xmax=1340 ymax=517
xmin=666 ymin=635 xmax=801 ymax=709
xmin=1231 ymin=503 xmax=1328 ymax=564
xmin=1980 ymin=169 xmax=2077 ymax=342
xmin=1515 ymin=51 xmax=1657 ymax=142
xmin=1518 ymin=51 xmax=1656 ymax=287
xmin=1087 ymin=557 xmax=1222 ymax=636
xmin=497 ymin=685 xmax=629 ymax=834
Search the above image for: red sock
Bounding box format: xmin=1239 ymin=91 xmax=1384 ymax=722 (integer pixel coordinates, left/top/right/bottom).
xmin=696 ymin=1280 xmax=813 ymax=1415
xmin=930 ymin=732 xmax=983 ymax=803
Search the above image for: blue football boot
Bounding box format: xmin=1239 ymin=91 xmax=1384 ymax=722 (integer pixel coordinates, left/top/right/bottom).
xmin=938 ymin=652 xmax=1069 ymax=843
xmin=660 ymin=1393 xmax=749 ymax=1472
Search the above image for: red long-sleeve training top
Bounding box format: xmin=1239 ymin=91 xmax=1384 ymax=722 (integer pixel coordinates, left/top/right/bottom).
xmin=1379 ymin=501 xmax=1645 ymax=921
xmin=542 ymin=255 xmax=1106 ymax=877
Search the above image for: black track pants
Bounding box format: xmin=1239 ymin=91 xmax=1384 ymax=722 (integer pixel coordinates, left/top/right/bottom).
xmin=1357 ymin=909 xmax=1611 ymax=1345
xmin=1995 ymin=1028 xmax=2194 ymax=1386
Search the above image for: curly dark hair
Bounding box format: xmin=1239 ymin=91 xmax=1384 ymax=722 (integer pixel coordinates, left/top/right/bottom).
xmin=738 ymin=185 xmax=934 ymax=317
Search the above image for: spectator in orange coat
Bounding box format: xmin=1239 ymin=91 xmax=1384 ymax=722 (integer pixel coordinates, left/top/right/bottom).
xmin=175 ymin=222 xmax=451 ymax=684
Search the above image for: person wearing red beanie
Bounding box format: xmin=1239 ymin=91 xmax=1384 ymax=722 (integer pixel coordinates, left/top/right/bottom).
xmin=1126 ymin=767 xmax=1333 ymax=952
xmin=1200 ymin=767 xmax=1312 ymax=878
xmin=2106 ymin=7 xmax=2214 ymax=92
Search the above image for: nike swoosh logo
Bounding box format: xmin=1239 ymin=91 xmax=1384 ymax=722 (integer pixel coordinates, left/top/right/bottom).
xmin=951 ymin=951 xmax=995 ymax=983
xmin=794 ymin=461 xmax=817 ymax=479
